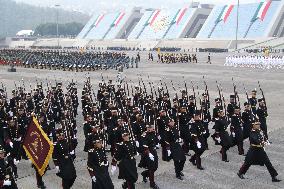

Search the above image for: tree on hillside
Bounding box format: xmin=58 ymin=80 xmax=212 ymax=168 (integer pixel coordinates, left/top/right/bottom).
xmin=33 ymin=22 xmax=84 ymax=36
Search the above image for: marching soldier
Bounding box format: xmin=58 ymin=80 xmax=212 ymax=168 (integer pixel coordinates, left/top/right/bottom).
xmin=189 ymin=111 xmax=206 ymax=170
xmin=164 ymin=119 xmax=186 ymax=179
xmin=242 ymin=102 xmax=254 ymax=140
xmin=237 ymin=121 xmax=281 ymax=182
xmin=178 ymin=106 xmax=191 ymax=155
xmin=111 ymin=130 xmax=138 ymax=189
xmin=230 ymin=106 xmax=244 ymax=155
xmin=139 ymin=125 xmax=160 ymax=189
xmin=87 ymin=136 xmax=114 ymax=189
xmin=257 ymin=98 xmax=269 ymax=141
xmin=53 ymin=128 xmax=77 ymax=189
xmin=213 ymin=109 xmax=233 ymax=162
xmin=0 ymin=146 xmax=18 ymax=189
xmin=249 ymin=90 xmax=257 ymax=115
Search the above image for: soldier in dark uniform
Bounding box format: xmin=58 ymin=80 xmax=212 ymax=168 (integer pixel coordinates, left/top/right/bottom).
xmin=164 ymin=119 xmax=186 ymax=180
xmin=178 ymin=107 xmax=191 ymax=155
xmin=0 ymin=146 xmax=18 ymax=189
xmin=213 ymin=109 xmax=233 ymax=162
xmin=227 ymin=95 xmax=236 ymax=119
xmin=237 ymin=121 xmax=281 ymax=182
xmin=257 ymin=98 xmax=269 ymax=141
xmin=131 ymin=114 xmax=146 ymax=153
xmin=83 ymin=115 xmax=94 ymax=152
xmin=140 ymin=125 xmax=160 ymax=189
xmin=212 ymin=98 xmax=222 ymax=122
xmin=5 ymin=117 xmax=21 ymax=179
xmin=112 ymin=130 xmax=138 ymax=189
xmin=249 ymin=90 xmax=257 ymax=115
xmin=230 ymin=106 xmax=244 ymax=155
xmin=189 ymin=111 xmax=206 ymax=170
xmin=242 ymin=102 xmax=254 ymax=140
xmin=87 ymin=136 xmax=114 ymax=189
xmin=157 ymin=110 xmax=169 ymax=161
xmin=201 ymin=103 xmax=211 ymax=150
xmin=53 ymin=128 xmax=77 ymax=189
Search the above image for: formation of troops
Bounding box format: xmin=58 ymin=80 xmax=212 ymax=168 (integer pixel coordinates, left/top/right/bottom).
xmin=225 ymin=55 xmax=284 ymax=69
xmin=0 ymin=49 xmax=140 ymax=72
xmin=148 ymin=52 xmax=198 ymax=64
xmin=0 ymin=73 xmax=281 ymax=189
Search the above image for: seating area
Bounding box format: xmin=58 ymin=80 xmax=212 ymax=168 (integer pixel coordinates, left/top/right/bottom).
xmin=138 ymin=9 xmax=177 ymax=40
xmin=104 ymin=12 xmax=129 ymax=39
xmin=127 ymin=10 xmax=153 ymax=39
xmin=76 ymin=13 xmax=100 ymax=39
xmin=163 ymin=8 xmax=195 ymax=39
xmin=197 ymin=1 xmax=282 ymax=39
xmin=84 ymin=12 xmax=118 ymax=39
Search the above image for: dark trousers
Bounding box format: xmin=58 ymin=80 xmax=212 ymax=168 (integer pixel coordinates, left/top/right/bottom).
xmin=141 ymin=170 xmax=155 ymax=186
xmin=36 ymin=170 xmax=44 ymax=186
xmin=221 ymin=146 xmax=229 ymax=161
xmin=127 ymin=181 xmax=135 ymax=189
xmin=190 ymin=153 xmax=202 ymax=168
xmin=174 ymin=160 xmax=185 ymax=176
xmin=237 ymin=142 xmax=244 ymax=155
xmin=62 ymin=177 xmax=76 ymax=189
xmin=182 ymin=140 xmax=190 ymax=154
xmin=239 ymin=161 xmax=278 ymax=178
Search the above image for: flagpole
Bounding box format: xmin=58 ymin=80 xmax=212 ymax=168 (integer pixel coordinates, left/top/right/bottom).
xmin=235 ymin=0 xmax=240 ymax=51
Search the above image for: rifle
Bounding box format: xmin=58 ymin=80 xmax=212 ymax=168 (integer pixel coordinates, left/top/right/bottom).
xmin=232 ymin=77 xmax=240 ymax=107
xmin=171 ymin=80 xmax=178 ymax=100
xmin=216 ymin=81 xmax=223 ymax=108
xmin=203 ymin=76 xmax=209 ymax=101
xmin=258 ymin=81 xmax=267 ymax=107
xmin=183 ymin=77 xmax=189 ymax=101
xmin=191 ymin=81 xmax=196 ymax=110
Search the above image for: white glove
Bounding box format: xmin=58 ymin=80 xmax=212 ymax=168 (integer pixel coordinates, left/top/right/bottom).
xmin=203 ymin=131 xmax=207 ymax=135
xmin=70 ymin=150 xmax=75 ymax=155
xmin=111 ymin=165 xmax=117 ymax=175
xmin=216 ymin=137 xmax=221 ymax=143
xmin=232 ymin=132 xmax=235 ymax=137
xmin=197 ymin=141 xmax=202 ymax=149
xmin=55 ymin=166 xmax=60 ymax=173
xmin=149 ymin=153 xmax=154 ymax=161
xmin=16 ymin=137 xmax=22 ymax=142
xmin=158 ymin=135 xmax=161 ymax=140
xmin=8 ymin=111 xmax=13 ymax=117
xmin=9 ymin=142 xmax=13 ymax=148
xmin=14 ymin=159 xmax=19 ymax=165
xmin=135 ymin=141 xmax=139 ymax=148
xmin=167 ymin=150 xmax=171 ymax=156
xmin=92 ymin=176 xmax=96 ymax=182
xmin=3 ymin=180 xmax=11 ymax=186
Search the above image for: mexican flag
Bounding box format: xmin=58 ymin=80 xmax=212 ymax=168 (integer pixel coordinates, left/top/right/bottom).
xmin=112 ymin=12 xmax=125 ymax=27
xmin=172 ymin=8 xmax=188 ymax=25
xmin=145 ymin=10 xmax=161 ymax=26
xmin=216 ymin=5 xmax=234 ymax=23
xmin=94 ymin=14 xmax=105 ymax=27
xmin=251 ymin=1 xmax=272 ymax=22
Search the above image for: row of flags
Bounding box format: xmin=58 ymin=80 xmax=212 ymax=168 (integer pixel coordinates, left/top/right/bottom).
xmin=216 ymin=0 xmax=272 ymax=23
xmin=81 ymin=0 xmax=273 ymax=37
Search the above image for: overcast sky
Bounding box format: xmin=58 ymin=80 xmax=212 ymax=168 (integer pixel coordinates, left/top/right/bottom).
xmin=14 ymin=0 xmax=263 ymax=14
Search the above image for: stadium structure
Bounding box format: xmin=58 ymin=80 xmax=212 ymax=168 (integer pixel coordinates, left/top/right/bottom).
xmin=1 ymin=0 xmax=284 ymax=52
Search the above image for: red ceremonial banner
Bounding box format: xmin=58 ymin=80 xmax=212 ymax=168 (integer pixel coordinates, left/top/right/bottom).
xmin=23 ymin=117 xmax=54 ymax=176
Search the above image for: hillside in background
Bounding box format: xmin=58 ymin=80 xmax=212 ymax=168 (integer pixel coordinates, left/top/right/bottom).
xmin=0 ymin=0 xmax=90 ymax=37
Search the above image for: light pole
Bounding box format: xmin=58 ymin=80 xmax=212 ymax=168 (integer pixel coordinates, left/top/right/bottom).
xmin=235 ymin=0 xmax=240 ymax=51
xmin=55 ymin=4 xmax=60 ymax=48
